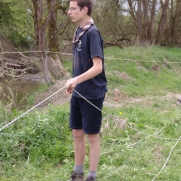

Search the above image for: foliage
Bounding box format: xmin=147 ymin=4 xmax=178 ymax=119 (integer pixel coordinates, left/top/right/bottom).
xmin=0 ymin=0 xmax=32 ymax=48
xmin=0 ymin=107 xmax=73 ymax=167
xmin=93 ymin=0 xmax=130 ymax=43
xmin=0 ymin=1 xmax=13 ymax=26
xmin=0 ymin=101 xmax=9 ymax=124
xmin=1 ymin=0 xmax=181 ymax=50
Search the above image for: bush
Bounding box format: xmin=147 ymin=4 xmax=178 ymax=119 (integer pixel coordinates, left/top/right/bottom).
xmin=0 ymin=106 xmax=73 ymax=166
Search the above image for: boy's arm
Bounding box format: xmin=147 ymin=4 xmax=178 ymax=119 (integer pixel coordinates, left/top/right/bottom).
xmin=65 ymin=57 xmax=102 ymax=94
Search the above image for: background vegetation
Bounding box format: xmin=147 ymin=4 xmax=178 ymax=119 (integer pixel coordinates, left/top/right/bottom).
xmin=1 ymin=46 xmax=181 ymax=180
xmin=0 ymin=0 xmax=181 ymax=81
xmin=0 ymin=0 xmax=181 ymax=49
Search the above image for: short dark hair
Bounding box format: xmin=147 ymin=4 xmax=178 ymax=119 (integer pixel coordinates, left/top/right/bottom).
xmin=70 ymin=0 xmax=93 ymax=16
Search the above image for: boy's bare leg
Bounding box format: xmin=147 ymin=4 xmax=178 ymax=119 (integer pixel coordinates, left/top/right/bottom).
xmin=73 ymin=129 xmax=86 ymax=166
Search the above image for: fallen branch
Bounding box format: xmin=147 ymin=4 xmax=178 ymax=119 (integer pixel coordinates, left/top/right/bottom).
xmin=0 ymin=56 xmax=40 ymax=78
xmin=104 ymin=38 xmax=132 ymax=48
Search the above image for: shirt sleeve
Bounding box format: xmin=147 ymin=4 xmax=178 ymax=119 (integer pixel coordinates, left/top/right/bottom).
xmin=89 ymin=30 xmax=104 ymax=60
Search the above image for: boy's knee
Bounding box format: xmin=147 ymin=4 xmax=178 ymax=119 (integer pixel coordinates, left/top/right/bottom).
xmin=72 ymin=129 xmax=84 ymax=138
xmin=87 ymin=134 xmax=99 ymax=144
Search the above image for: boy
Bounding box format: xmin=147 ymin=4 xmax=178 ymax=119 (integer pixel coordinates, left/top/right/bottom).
xmin=65 ymin=0 xmax=107 ymax=180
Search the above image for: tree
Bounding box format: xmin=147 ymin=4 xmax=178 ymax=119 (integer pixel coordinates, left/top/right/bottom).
xmin=0 ymin=1 xmax=12 ymax=26
xmin=142 ymin=0 xmax=149 ymax=41
xmin=170 ymin=0 xmax=181 ymax=46
xmin=127 ymin=0 xmax=147 ymax=44
xmin=149 ymin=0 xmax=156 ymax=44
xmin=1 ymin=0 xmax=181 ymax=62
xmin=136 ymin=0 xmax=142 ymax=43
xmin=30 ymin=0 xmax=68 ymax=83
xmin=46 ymin=0 xmax=68 ymax=79
xmin=93 ymin=0 xmax=132 ymax=47
xmin=0 ymin=0 xmax=29 ymax=47
xmin=156 ymin=0 xmax=169 ymax=45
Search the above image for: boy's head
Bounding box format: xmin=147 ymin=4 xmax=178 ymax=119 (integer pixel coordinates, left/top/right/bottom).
xmin=69 ymin=0 xmax=93 ymax=16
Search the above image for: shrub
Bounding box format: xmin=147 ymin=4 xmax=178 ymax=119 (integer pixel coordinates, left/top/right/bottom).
xmin=0 ymin=106 xmax=73 ymax=166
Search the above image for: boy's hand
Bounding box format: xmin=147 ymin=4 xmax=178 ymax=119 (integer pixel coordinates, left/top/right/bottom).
xmin=65 ymin=77 xmax=79 ymax=94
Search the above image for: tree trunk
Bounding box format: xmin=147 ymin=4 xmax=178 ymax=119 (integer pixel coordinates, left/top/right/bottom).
xmin=47 ymin=54 xmax=66 ymax=79
xmin=169 ymin=0 xmax=174 ymax=38
xmin=32 ymin=0 xmax=66 ymax=83
xmin=149 ymin=0 xmax=156 ymax=44
xmin=46 ymin=0 xmax=66 ymax=80
xmin=155 ymin=0 xmax=169 ymax=45
xmin=136 ymin=0 xmax=142 ymax=44
xmin=142 ymin=0 xmax=149 ymax=41
xmin=171 ymin=0 xmax=181 ymax=46
xmin=32 ymin=0 xmax=39 ymax=46
xmin=127 ymin=0 xmax=137 ymax=22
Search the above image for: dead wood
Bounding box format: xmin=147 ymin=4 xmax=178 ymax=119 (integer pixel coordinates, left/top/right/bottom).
xmin=103 ymin=38 xmax=132 ymax=48
xmin=0 ymin=55 xmax=40 ymax=79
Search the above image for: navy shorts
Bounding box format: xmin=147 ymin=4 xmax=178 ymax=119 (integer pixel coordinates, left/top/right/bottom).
xmin=69 ymin=95 xmax=105 ymax=134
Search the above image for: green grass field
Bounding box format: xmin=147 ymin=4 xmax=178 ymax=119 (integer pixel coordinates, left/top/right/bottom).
xmin=0 ymin=46 xmax=181 ymax=181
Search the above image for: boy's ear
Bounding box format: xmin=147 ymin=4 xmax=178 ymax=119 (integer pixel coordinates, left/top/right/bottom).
xmin=83 ymin=6 xmax=88 ymax=14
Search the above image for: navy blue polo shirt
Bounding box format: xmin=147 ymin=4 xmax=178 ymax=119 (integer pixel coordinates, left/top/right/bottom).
xmin=72 ymin=24 xmax=107 ymax=99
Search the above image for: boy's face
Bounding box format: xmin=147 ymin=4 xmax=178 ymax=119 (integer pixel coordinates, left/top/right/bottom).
xmin=68 ymin=1 xmax=87 ymax=23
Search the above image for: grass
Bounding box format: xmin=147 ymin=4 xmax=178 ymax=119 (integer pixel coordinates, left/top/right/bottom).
xmin=0 ymin=46 xmax=181 ymax=181
xmin=105 ymin=46 xmax=181 ymax=97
